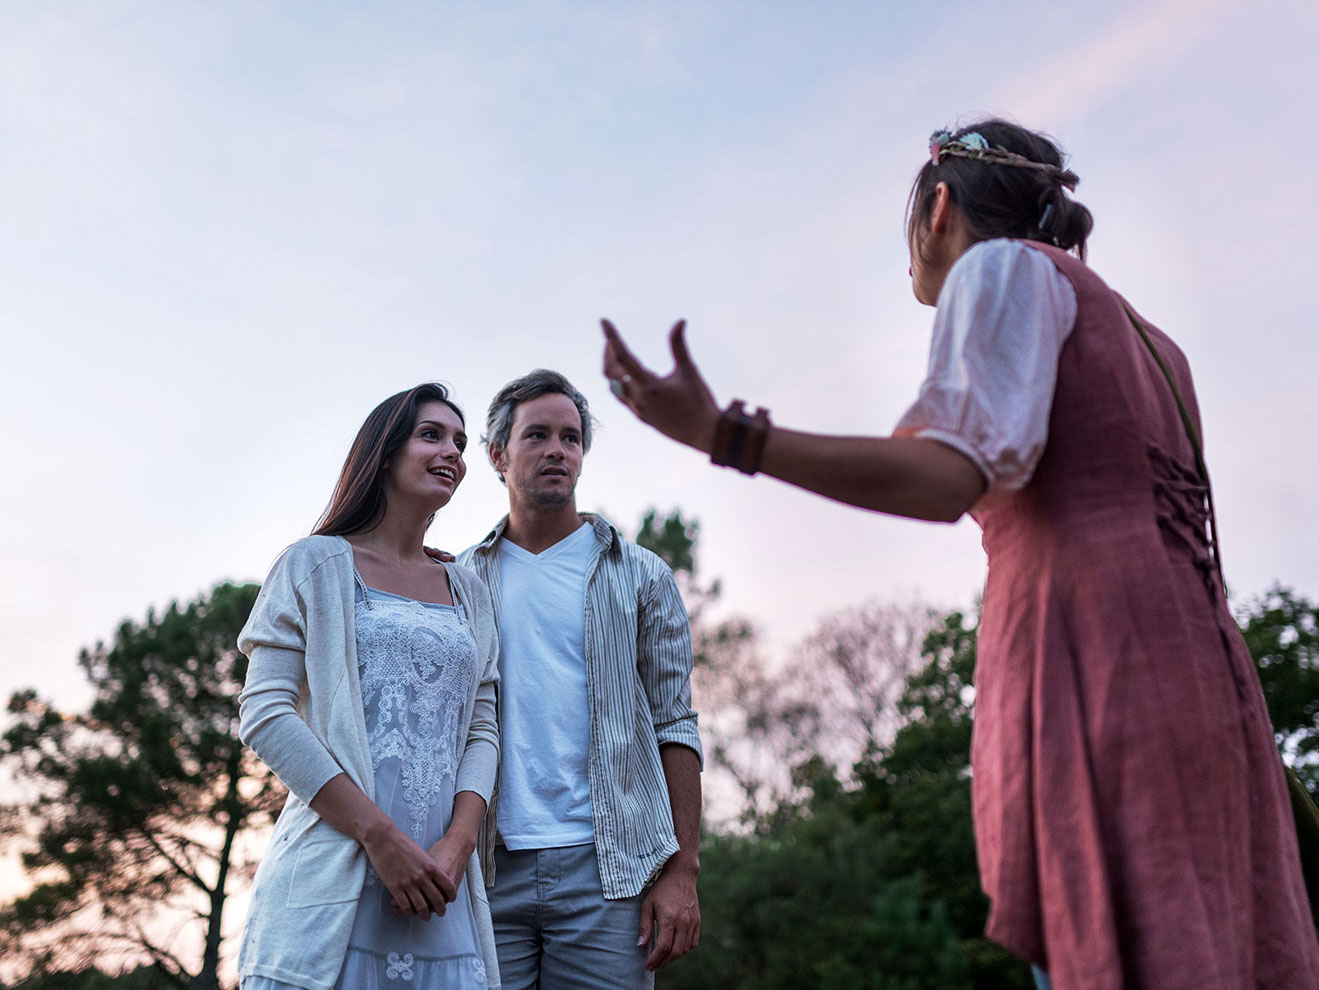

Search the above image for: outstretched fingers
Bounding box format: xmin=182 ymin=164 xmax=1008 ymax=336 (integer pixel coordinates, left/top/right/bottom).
xmin=601 ymin=316 xmax=721 ymax=450
xmin=601 ymin=319 xmax=651 ymax=383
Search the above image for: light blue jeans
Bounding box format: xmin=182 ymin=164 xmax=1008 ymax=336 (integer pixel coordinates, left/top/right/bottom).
xmin=491 ymin=844 xmax=653 ymax=990
xmin=1032 ymin=965 xmax=1053 ymax=990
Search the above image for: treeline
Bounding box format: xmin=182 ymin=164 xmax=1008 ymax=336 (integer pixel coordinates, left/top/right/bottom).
xmin=2 ymin=512 xmax=1316 ymax=989
xmin=663 ymin=587 xmax=1319 ymax=988
xmin=666 ymin=607 xmax=1011 ymax=989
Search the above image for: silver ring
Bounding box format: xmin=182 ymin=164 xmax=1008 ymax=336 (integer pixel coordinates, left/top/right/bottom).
xmin=609 ymin=375 xmax=631 ymax=399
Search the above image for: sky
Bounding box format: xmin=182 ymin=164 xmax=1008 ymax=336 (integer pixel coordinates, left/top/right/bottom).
xmin=2 ymin=0 xmax=1319 ymax=719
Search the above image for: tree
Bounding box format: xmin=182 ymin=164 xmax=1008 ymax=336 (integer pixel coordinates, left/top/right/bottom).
xmin=1237 ymin=584 xmax=1319 ymax=792
xmin=856 ymin=608 xmax=1033 ymax=988
xmin=634 ymin=507 xmax=698 ymax=579
xmin=664 ymin=605 xmax=1034 ymax=990
xmin=0 ymin=583 xmax=283 ymax=990
xmin=637 ymin=511 xmax=1318 ymax=982
xmin=1236 ymin=584 xmax=1319 ymax=927
xmin=770 ymin=600 xmax=933 ymax=779
xmin=634 ymin=508 xmax=778 ymax=822
xmin=1 ymin=965 xmax=168 ymax=989
xmin=664 ymin=779 xmax=971 ymax=990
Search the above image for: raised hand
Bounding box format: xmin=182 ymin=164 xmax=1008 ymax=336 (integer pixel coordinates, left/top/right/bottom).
xmin=601 ymin=319 xmax=722 ymax=454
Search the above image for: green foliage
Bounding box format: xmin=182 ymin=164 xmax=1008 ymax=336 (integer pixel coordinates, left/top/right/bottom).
xmin=633 ymin=510 xmax=1030 ymax=985
xmin=0 ymin=583 xmax=279 ymax=989
xmin=634 ymin=507 xmax=698 ymax=576
xmin=1238 ymin=584 xmax=1319 ymax=791
xmin=1236 ymin=585 xmax=1319 ymax=930
xmin=667 ymin=604 xmax=1033 ymax=989
xmin=665 ymin=779 xmax=970 ymax=989
xmin=677 ymin=586 xmax=1319 ymax=988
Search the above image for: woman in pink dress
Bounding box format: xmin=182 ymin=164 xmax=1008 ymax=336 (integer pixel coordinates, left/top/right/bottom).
xmin=600 ymin=119 xmax=1319 ymax=988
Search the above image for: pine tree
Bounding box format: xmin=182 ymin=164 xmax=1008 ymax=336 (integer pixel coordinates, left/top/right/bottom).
xmin=1 ymin=583 xmax=283 ymax=989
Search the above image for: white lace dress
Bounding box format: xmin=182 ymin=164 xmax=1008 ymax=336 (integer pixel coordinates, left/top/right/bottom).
xmin=245 ymin=579 xmax=488 ymax=990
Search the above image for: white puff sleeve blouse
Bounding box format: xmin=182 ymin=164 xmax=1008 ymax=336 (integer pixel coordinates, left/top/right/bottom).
xmin=894 ymin=238 xmax=1078 ymax=496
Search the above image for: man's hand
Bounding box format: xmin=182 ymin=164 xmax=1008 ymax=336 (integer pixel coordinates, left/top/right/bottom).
xmin=638 ymin=852 xmax=700 ymax=971
xmin=423 ymin=546 xmax=456 ymax=563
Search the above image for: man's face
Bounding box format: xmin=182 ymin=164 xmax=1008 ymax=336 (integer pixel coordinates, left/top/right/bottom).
xmin=492 ymin=392 xmax=585 ymax=510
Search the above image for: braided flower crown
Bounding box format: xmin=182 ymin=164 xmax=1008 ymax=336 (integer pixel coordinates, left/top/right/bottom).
xmin=929 ymin=129 xmax=1079 ymax=191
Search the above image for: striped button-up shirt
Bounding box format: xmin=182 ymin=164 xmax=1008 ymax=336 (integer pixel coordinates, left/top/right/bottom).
xmin=459 ymin=513 xmax=702 ymax=899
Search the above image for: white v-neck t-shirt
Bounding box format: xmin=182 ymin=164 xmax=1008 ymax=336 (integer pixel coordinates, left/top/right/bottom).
xmin=495 ymin=522 xmax=596 ymax=849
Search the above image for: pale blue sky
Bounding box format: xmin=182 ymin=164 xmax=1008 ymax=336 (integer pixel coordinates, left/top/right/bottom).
xmin=3 ymin=0 xmax=1317 ymax=712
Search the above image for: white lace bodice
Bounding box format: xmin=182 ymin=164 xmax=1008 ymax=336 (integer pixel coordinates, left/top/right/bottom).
xmin=348 ymin=582 xmax=486 ymax=989
xmin=355 ymin=589 xmax=477 ymax=841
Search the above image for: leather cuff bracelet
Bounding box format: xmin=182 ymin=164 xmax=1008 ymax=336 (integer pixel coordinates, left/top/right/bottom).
xmin=711 ymin=399 xmax=772 ymax=475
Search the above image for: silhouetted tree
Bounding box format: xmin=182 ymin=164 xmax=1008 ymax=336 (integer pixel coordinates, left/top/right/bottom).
xmin=0 ymin=583 xmax=283 ymax=990
xmin=3 ymin=965 xmax=168 ymax=989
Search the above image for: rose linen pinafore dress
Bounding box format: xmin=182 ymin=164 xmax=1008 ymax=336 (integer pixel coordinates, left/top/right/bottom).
xmin=968 ymin=244 xmax=1318 ymax=987
xmin=247 ymin=576 xmax=488 ymax=990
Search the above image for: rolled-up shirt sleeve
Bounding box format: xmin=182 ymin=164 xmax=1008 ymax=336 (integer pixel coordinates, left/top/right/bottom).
xmin=894 ymin=239 xmax=1077 ymax=494
xmin=637 ymin=559 xmax=703 ymax=767
xmin=237 ymin=556 xmax=345 ymax=804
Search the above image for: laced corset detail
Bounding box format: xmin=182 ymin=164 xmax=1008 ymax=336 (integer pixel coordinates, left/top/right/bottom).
xmin=355 ymin=594 xmax=477 ymax=842
xmin=1147 ymin=442 xmax=1214 ymax=578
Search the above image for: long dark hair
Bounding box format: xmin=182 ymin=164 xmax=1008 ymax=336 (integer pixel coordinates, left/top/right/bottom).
xmin=313 ymin=383 xmax=465 ymax=537
xmin=907 ymin=118 xmax=1094 ymax=261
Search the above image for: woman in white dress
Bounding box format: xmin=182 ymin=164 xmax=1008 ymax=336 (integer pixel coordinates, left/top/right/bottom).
xmin=236 ymin=383 xmax=501 ymax=990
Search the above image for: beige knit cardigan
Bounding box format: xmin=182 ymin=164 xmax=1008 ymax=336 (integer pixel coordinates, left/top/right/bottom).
xmin=236 ymin=535 xmax=501 ymax=990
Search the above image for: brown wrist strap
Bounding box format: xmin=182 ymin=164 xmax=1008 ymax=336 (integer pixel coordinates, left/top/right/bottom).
xmin=710 ymin=399 xmax=771 ymax=475
xmin=711 ymin=400 xmax=747 ymax=468
xmin=739 ymin=405 xmax=771 ymax=475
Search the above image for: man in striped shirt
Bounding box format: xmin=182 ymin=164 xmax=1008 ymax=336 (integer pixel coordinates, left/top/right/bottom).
xmin=459 ymin=369 xmax=703 ymax=990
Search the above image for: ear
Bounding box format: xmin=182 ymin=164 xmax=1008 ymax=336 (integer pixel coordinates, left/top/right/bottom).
xmin=488 ymin=443 xmax=507 ymax=477
xmin=929 ymin=182 xmax=954 ymax=234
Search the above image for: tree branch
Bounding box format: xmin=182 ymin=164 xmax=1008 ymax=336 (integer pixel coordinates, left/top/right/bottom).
xmin=139 ymin=828 xmax=210 ymax=894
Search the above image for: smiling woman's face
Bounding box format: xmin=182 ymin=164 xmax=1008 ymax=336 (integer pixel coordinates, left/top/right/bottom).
xmin=492 ymin=392 xmax=585 ymax=510
xmin=381 ymin=400 xmax=468 ymax=512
